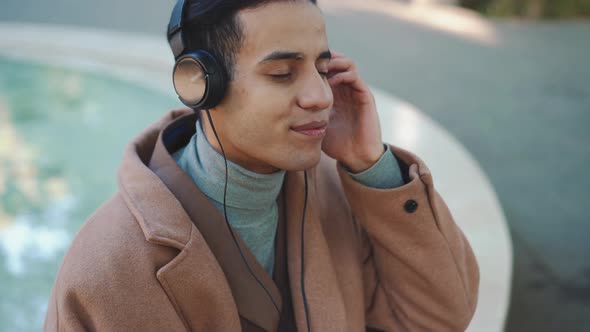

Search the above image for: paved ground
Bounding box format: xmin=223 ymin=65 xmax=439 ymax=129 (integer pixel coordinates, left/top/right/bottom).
xmin=323 ymin=12 xmax=590 ymax=331
xmin=2 ymin=1 xmax=590 ymax=330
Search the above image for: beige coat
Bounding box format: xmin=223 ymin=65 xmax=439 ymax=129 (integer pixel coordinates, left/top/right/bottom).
xmin=44 ymin=109 xmax=479 ymax=331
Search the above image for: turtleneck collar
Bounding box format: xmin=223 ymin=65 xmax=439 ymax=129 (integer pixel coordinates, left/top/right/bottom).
xmin=174 ymin=119 xmax=286 ymax=211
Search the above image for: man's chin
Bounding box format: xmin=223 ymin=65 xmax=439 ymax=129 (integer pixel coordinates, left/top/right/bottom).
xmin=280 ymin=153 xmax=322 ymax=172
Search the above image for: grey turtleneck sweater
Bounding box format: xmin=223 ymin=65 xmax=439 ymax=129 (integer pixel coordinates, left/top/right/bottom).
xmin=173 ymin=120 xmax=404 ymax=276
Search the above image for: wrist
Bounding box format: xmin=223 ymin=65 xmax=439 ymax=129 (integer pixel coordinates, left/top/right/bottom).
xmin=341 ymin=143 xmax=386 ymax=173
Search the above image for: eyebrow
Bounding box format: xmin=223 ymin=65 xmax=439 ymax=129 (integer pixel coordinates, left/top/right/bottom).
xmin=258 ymin=50 xmax=332 ymax=64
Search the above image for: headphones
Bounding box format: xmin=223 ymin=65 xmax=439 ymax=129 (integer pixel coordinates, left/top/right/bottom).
xmin=167 ymin=0 xmax=227 ymax=109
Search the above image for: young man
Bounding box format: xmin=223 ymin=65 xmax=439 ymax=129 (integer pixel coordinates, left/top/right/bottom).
xmin=44 ymin=0 xmax=479 ymax=331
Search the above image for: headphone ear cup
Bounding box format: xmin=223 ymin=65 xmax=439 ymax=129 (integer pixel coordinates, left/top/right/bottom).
xmin=172 ymin=50 xmax=227 ymax=109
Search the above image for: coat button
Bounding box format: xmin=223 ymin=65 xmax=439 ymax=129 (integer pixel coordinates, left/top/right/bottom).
xmin=404 ymin=199 xmax=418 ymax=213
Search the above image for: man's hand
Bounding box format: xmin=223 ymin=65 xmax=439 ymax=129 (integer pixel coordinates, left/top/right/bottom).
xmin=321 ymin=51 xmax=384 ymax=173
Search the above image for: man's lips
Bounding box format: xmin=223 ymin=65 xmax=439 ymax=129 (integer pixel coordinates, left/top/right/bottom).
xmin=291 ymin=120 xmax=328 ymax=130
xmin=290 ymin=121 xmax=328 ymax=138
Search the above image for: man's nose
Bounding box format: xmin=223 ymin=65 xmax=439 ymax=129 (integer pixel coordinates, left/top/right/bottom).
xmin=296 ymin=70 xmax=333 ymax=112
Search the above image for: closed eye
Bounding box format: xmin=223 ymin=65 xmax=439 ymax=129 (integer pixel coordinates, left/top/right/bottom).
xmin=270 ymin=73 xmax=291 ymax=78
xmin=269 ymin=73 xmax=292 ymax=83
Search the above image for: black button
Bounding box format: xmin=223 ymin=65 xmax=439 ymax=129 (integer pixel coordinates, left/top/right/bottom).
xmin=404 ymin=199 xmax=418 ymax=213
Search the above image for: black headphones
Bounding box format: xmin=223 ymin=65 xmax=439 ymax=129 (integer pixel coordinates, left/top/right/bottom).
xmin=167 ymin=0 xmax=227 ymax=109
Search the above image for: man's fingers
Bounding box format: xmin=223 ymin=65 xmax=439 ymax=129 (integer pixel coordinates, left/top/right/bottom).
xmin=330 ymin=50 xmax=346 ymax=59
xmin=328 ymin=57 xmax=355 ymax=72
xmin=329 ymin=70 xmax=371 ymax=99
xmin=328 ymin=71 xmax=355 ymax=85
xmin=327 ymin=52 xmax=369 ymax=94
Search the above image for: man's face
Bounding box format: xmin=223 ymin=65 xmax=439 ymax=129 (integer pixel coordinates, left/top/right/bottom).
xmin=206 ymin=1 xmax=333 ymax=174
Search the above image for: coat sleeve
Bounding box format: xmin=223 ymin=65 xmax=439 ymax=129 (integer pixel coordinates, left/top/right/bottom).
xmin=336 ymin=145 xmax=479 ymax=332
xmin=44 ymin=279 xmax=92 ymax=331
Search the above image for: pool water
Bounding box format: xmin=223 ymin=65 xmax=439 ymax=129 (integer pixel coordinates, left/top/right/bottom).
xmin=0 ymin=57 xmax=180 ymax=331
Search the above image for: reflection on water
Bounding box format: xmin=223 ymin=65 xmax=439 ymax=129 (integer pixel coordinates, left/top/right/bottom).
xmin=0 ymin=57 xmax=179 ymax=331
xmin=1 ymin=205 xmax=72 ymax=276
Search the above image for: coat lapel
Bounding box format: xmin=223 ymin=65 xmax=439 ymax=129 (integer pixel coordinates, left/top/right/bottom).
xmin=117 ymin=110 xmax=242 ymax=331
xmin=283 ymin=170 xmax=349 ymax=331
xmin=148 ymin=114 xmax=282 ymax=331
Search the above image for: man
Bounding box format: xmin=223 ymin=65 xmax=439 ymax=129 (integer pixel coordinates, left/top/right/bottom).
xmin=44 ymin=0 xmax=479 ymax=331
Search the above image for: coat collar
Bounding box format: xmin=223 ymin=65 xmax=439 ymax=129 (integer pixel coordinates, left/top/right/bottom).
xmin=117 ymin=109 xmax=194 ymax=249
xmin=117 ymin=109 xmax=349 ymax=331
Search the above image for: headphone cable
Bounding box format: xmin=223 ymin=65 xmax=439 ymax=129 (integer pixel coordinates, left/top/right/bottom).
xmin=204 ymin=109 xmax=281 ymax=315
xmin=301 ymin=170 xmax=311 ymax=332
xmin=204 ymin=109 xmax=311 ymax=330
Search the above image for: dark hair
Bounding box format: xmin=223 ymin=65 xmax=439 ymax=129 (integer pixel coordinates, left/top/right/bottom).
xmin=183 ymin=0 xmax=318 ymax=81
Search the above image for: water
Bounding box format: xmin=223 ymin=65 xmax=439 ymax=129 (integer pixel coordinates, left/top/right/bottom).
xmin=0 ymin=57 xmax=179 ymax=331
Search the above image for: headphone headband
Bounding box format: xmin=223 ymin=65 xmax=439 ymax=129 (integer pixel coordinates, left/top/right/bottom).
xmin=167 ymin=0 xmax=187 ymax=59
